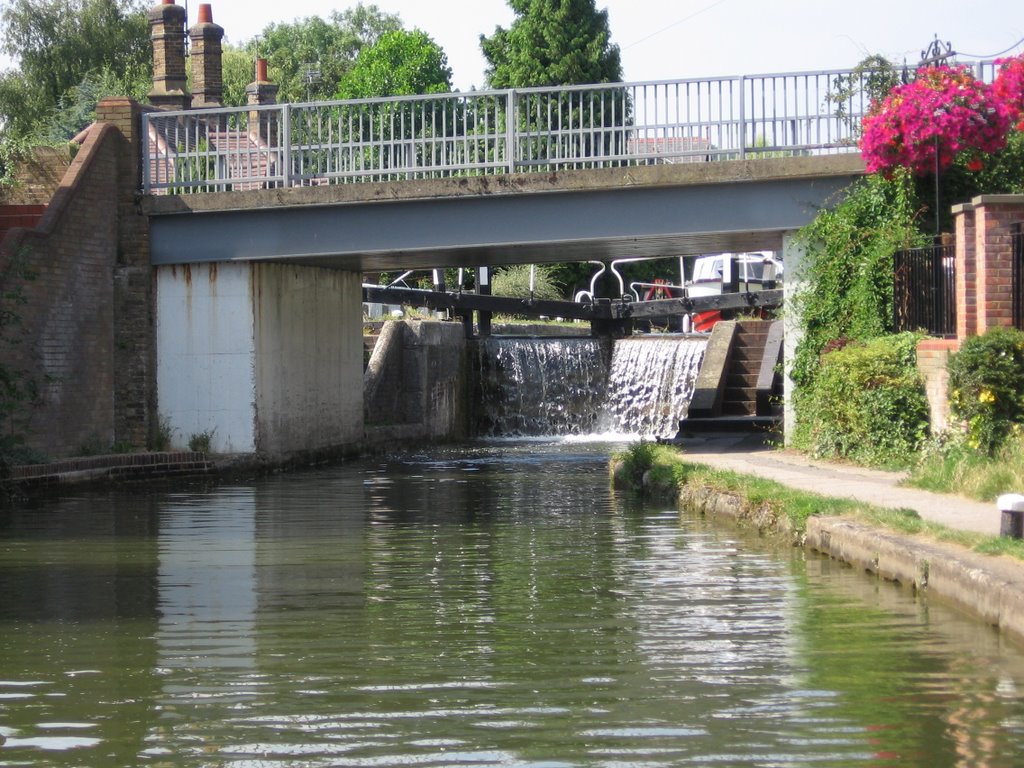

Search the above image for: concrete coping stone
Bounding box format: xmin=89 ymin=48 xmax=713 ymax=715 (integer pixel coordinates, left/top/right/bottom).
xmin=998 ymin=493 xmax=1024 ymax=512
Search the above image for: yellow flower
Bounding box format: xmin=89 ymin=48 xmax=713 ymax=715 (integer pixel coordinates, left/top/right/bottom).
xmin=979 ymin=389 xmax=996 ymax=404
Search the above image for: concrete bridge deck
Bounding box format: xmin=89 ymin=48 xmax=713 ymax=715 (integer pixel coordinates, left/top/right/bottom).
xmin=144 ymin=154 xmax=864 ymax=270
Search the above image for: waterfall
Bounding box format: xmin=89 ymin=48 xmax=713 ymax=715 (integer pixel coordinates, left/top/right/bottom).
xmin=598 ymin=337 xmax=706 ymax=438
xmin=476 ymin=335 xmax=706 ymax=438
xmin=477 ymin=337 xmax=610 ymax=436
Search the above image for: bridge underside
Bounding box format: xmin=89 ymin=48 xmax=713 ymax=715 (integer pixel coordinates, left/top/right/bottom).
xmin=146 ymin=156 xmax=863 ymax=270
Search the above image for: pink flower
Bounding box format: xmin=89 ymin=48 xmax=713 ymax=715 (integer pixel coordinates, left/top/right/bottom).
xmin=860 ymin=64 xmax=1011 ymax=176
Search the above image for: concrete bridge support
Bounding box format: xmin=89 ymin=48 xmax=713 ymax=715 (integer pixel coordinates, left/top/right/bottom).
xmin=157 ymin=262 xmax=363 ymax=456
xmin=782 ymin=230 xmax=806 ymax=446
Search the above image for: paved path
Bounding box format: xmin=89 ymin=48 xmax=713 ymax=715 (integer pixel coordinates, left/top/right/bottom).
xmin=674 ymin=431 xmax=1003 ymax=536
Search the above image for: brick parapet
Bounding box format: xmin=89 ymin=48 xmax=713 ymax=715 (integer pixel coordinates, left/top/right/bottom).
xmin=953 ymin=203 xmax=977 ymax=339
xmin=972 ymin=197 xmax=1024 ymax=335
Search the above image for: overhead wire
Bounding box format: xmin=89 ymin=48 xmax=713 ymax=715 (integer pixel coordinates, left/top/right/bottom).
xmin=622 ymin=0 xmax=730 ymax=50
xmin=957 ymin=35 xmax=1024 ymax=59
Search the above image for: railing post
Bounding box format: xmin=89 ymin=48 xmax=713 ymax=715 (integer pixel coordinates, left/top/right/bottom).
xmin=738 ymin=75 xmax=747 ymax=160
xmin=141 ymin=112 xmax=152 ymax=193
xmin=281 ymin=103 xmax=292 ymax=188
xmin=506 ymin=89 xmax=517 ymax=175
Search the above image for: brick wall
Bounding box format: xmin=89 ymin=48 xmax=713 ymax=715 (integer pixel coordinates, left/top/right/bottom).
xmin=973 ymin=197 xmax=1024 ymax=334
xmin=0 ymin=146 xmax=72 ymax=206
xmin=931 ymin=194 xmax=1024 ymax=437
xmin=95 ymin=98 xmax=158 ymax=449
xmin=0 ymin=98 xmax=157 ymax=459
xmin=0 ymin=126 xmax=120 ymax=456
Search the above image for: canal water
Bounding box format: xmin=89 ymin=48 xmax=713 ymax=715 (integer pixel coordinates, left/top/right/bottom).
xmin=2 ymin=439 xmax=1024 ymax=766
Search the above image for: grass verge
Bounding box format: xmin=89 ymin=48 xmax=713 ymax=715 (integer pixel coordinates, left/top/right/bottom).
xmin=908 ymin=433 xmax=1024 ymax=502
xmin=611 ymin=442 xmax=1024 ymax=562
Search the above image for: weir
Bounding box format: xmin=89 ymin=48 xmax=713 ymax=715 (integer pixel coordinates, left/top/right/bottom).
xmin=476 ymin=335 xmax=706 ymax=438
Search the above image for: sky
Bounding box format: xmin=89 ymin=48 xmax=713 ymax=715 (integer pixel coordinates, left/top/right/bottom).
xmin=197 ymin=0 xmax=1024 ymax=91
xmin=2 ymin=0 xmax=1024 ymax=89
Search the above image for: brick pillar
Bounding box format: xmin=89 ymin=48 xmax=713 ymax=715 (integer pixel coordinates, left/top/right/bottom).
xmin=148 ymin=0 xmax=190 ymax=110
xmin=973 ymin=195 xmax=1024 ymax=334
xmin=95 ymin=97 xmax=158 ymax=449
xmin=189 ymin=3 xmax=224 ymax=109
xmin=953 ymin=202 xmax=977 ymax=339
xmin=246 ymin=58 xmax=280 ymax=145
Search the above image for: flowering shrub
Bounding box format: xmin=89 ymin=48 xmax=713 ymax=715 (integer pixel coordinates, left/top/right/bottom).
xmin=861 ymin=65 xmax=1011 ymax=176
xmin=948 ymin=327 xmax=1024 ymax=453
xmin=993 ymin=54 xmax=1024 ymax=130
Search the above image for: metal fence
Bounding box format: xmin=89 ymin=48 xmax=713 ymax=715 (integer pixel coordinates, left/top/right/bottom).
xmin=894 ymin=242 xmax=957 ymax=337
xmin=139 ymin=62 xmax=994 ymax=194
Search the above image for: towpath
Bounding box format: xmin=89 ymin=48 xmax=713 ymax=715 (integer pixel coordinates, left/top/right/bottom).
xmin=675 ymin=430 xmax=1004 ymax=536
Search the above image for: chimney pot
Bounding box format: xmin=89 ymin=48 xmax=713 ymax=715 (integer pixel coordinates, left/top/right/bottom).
xmin=256 ymin=58 xmax=269 ymax=83
xmin=197 ymin=3 xmax=212 ymax=23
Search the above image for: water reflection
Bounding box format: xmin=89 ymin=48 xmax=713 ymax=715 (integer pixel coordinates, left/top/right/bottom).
xmin=0 ymin=442 xmax=1023 ymax=766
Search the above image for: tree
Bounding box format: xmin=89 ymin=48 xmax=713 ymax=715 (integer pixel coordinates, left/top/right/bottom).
xmin=480 ymin=0 xmax=622 ymax=88
xmin=238 ymin=5 xmax=401 ymax=104
xmin=0 ymin=0 xmax=150 ymax=141
xmin=335 ymin=29 xmax=451 ymax=99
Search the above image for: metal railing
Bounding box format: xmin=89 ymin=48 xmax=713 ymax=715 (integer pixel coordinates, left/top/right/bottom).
xmin=141 ymin=62 xmax=997 ymax=194
xmin=894 ymin=242 xmax=957 ymax=337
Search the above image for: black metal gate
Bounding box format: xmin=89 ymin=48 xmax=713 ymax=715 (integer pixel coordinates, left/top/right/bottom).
xmin=893 ymin=242 xmax=956 ymax=337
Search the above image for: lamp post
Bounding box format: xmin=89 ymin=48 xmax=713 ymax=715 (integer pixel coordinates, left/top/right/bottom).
xmin=918 ymin=35 xmax=956 ymax=239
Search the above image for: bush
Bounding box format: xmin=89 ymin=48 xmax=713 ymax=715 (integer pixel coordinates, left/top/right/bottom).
xmin=947 ymin=327 xmax=1024 ymax=453
xmin=609 ymin=441 xmax=685 ymax=496
xmin=791 ymin=170 xmax=926 ymax=390
xmin=491 ymin=264 xmax=562 ymax=301
xmin=792 ymin=333 xmax=928 ymax=467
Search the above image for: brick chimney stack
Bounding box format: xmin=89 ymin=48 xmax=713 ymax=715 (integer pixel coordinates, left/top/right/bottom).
xmin=189 ymin=4 xmax=224 ymax=109
xmin=148 ymin=0 xmax=189 ymax=110
xmin=247 ymin=58 xmax=280 ymax=144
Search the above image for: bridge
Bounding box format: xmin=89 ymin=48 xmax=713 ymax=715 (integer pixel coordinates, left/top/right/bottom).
xmin=139 ymin=66 xmax=996 ymax=457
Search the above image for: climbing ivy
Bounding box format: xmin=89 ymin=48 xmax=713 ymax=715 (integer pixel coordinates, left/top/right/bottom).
xmin=790 ymin=168 xmax=927 ymax=390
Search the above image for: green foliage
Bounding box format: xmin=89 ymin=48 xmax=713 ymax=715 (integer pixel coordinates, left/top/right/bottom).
xmin=947 ymin=327 xmax=1024 ymax=454
xmin=480 ymin=0 xmax=622 ymax=88
xmin=910 ymin=431 xmax=1024 ymax=501
xmin=492 ymin=263 xmax=563 ymax=301
xmin=240 ymin=5 xmax=401 ymax=103
xmin=791 ymin=333 xmax=929 ymax=467
xmin=336 ymin=29 xmax=451 ymax=98
xmin=609 ymin=441 xmax=684 ymax=495
xmin=188 ymin=429 xmax=215 ymax=454
xmin=0 ymin=0 xmax=149 ymax=142
xmin=43 ymin=66 xmax=149 ymax=142
xmin=0 ymin=134 xmax=34 ymax=188
xmin=826 ymin=54 xmax=900 ymax=133
xmin=220 ymin=46 xmax=257 ymax=108
xmin=149 ymin=413 xmax=173 ymax=452
xmin=791 ymin=170 xmax=926 ymax=389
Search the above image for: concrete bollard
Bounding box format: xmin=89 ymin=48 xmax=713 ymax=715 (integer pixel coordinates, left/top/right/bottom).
xmin=998 ymin=494 xmax=1024 ymax=538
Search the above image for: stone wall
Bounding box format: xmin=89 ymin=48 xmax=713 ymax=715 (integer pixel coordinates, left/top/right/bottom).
xmin=364 ymin=320 xmax=469 ymax=445
xmin=916 ymin=338 xmax=959 ymax=435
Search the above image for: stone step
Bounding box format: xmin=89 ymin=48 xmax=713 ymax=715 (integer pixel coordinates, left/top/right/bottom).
xmin=721 ymin=400 xmax=758 ymax=416
xmin=727 ymin=372 xmax=759 ymax=388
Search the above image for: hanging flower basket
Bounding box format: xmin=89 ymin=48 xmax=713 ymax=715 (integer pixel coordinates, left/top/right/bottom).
xmin=860 ymin=65 xmax=1010 ymax=176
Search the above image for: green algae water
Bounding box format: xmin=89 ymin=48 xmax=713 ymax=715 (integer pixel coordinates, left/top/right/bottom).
xmin=2 ymin=440 xmax=1024 ymax=766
